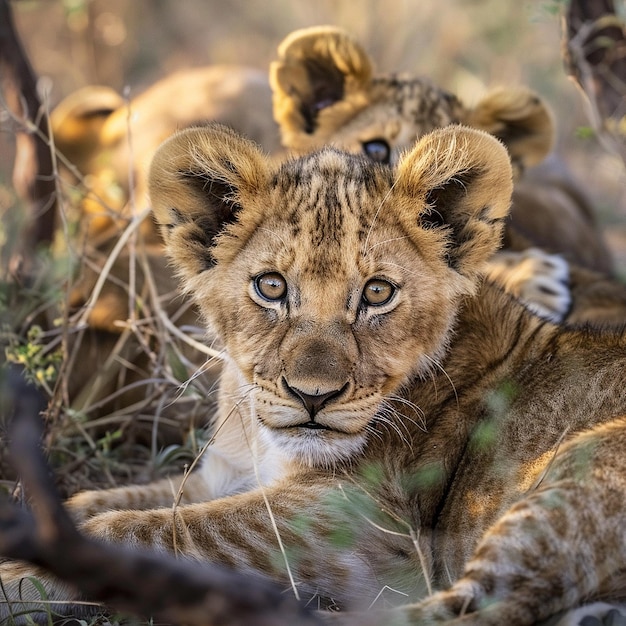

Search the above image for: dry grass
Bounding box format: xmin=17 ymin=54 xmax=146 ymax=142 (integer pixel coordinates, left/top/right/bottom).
xmin=1 ymin=181 xmax=223 ymax=498
xmin=0 ymin=98 xmax=223 ymax=496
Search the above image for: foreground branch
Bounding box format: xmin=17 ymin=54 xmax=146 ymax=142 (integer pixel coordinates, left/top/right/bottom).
xmin=0 ymin=0 xmax=57 ymax=261
xmin=0 ymin=367 xmax=323 ymax=626
xmin=564 ymin=0 xmax=626 ymax=162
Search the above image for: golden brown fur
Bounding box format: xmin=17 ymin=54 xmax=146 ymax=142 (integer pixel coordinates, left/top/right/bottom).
xmin=2 ymin=125 xmax=626 ymax=626
xmin=269 ymin=26 xmax=613 ymax=276
xmin=51 ymin=25 xmax=620 ymax=337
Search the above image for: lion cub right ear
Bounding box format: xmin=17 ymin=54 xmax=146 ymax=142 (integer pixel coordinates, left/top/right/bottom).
xmin=270 ymin=26 xmax=373 ymax=151
xmin=149 ymin=124 xmax=271 ymax=282
xmin=395 ymin=126 xmax=513 ymax=288
xmin=51 ymin=85 xmax=125 ymax=169
xmin=465 ymin=87 xmax=554 ymax=176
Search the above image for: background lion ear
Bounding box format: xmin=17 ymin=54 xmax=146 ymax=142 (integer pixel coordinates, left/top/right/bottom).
xmin=270 ymin=26 xmax=373 ymax=149
xmin=148 ymin=124 xmax=270 ymax=279
xmin=395 ymin=126 xmax=513 ymax=283
xmin=465 ymin=87 xmax=555 ymax=176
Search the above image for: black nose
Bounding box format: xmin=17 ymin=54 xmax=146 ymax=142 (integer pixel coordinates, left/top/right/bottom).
xmin=282 ymin=379 xmax=347 ymax=417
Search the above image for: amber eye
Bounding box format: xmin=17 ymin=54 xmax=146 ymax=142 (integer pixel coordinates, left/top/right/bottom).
xmin=362 ymin=139 xmax=391 ymax=164
xmin=254 ymin=272 xmax=287 ymax=302
xmin=362 ymin=279 xmax=395 ymax=306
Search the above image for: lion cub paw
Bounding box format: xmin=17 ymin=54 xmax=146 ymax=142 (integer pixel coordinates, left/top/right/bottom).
xmin=486 ymin=248 xmax=571 ymax=322
xmin=546 ymin=602 xmax=626 ymax=626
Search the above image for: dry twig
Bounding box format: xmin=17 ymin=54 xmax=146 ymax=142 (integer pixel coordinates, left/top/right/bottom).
xmin=564 ymin=0 xmax=626 ymax=162
xmin=0 ymin=0 xmax=57 ymax=258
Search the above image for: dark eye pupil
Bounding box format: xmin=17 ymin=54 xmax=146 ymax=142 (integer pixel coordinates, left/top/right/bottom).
xmin=363 ymin=140 xmax=390 ymax=164
xmin=256 ymin=273 xmax=287 ymax=301
xmin=363 ymin=279 xmax=394 ymax=306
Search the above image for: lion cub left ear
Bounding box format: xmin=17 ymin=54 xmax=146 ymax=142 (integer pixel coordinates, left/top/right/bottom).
xmin=464 ymin=87 xmax=554 ymax=177
xmin=395 ymin=126 xmax=513 ymax=285
xmin=148 ymin=124 xmax=271 ymax=281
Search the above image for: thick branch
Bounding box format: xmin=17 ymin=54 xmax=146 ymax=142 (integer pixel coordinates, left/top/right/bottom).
xmin=564 ymin=0 xmax=626 ymax=161
xmin=0 ymin=0 xmax=56 ymax=253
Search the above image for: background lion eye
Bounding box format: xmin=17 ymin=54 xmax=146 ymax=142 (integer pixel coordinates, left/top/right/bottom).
xmin=362 ymin=139 xmax=391 ymax=164
xmin=362 ymin=279 xmax=395 ymax=306
xmin=255 ymin=272 xmax=287 ymax=301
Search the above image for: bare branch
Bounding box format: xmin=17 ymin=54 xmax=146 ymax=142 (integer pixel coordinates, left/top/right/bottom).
xmin=564 ymin=0 xmax=626 ymax=162
xmin=0 ymin=0 xmax=57 ymax=263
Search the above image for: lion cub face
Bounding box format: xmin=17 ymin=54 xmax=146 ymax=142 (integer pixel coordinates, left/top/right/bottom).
xmin=271 ymin=26 xmax=553 ymax=175
xmin=149 ymin=124 xmax=512 ymax=466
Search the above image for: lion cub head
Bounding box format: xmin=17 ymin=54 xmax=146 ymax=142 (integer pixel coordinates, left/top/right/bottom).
xmin=271 ymin=26 xmax=553 ymax=177
xmin=149 ymin=124 xmax=512 ymax=466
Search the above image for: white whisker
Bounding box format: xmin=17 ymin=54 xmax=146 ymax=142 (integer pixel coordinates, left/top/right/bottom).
xmin=386 ymin=395 xmax=427 ymax=432
xmin=373 ymin=406 xmax=413 ymax=449
xmin=378 ymin=260 xmax=426 ymax=279
xmin=366 ymin=235 xmax=410 ymax=252
xmin=256 ymin=226 xmax=290 ymax=249
xmin=423 ymin=353 xmax=458 ymax=407
xmin=364 ymin=178 xmax=399 ymax=255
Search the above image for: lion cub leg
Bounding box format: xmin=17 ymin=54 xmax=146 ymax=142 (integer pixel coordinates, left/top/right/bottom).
xmin=66 ymin=395 xmax=278 ymax=524
xmin=0 ymin=478 xmax=387 ymax=616
xmin=66 ymin=445 xmax=265 ymax=524
xmin=65 ymin=471 xmax=207 ymax=524
xmin=486 ymin=248 xmax=571 ymax=322
xmin=402 ymin=416 xmax=626 ymax=625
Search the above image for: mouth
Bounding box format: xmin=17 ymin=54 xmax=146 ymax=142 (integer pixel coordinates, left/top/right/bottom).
xmin=289 ymin=421 xmax=331 ymax=431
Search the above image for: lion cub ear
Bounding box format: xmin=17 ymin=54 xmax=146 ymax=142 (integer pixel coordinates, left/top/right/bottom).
xmin=465 ymin=87 xmax=554 ymax=176
xmin=270 ymin=26 xmax=373 ymax=150
xmin=148 ymin=124 xmax=271 ymax=281
xmin=395 ymin=126 xmax=513 ymax=285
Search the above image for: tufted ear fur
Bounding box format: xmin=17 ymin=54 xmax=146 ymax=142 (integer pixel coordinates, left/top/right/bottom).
xmin=148 ymin=124 xmax=272 ymax=282
xmin=395 ymin=126 xmax=513 ymax=284
xmin=464 ymin=87 xmax=554 ymax=177
xmin=270 ymin=26 xmax=373 ymax=150
xmin=50 ymin=85 xmax=125 ymax=170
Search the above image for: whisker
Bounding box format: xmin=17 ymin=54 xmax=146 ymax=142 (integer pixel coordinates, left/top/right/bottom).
xmin=378 ymin=402 xmax=414 ymax=438
xmin=386 ymin=395 xmax=427 ymax=432
xmin=256 ymin=226 xmax=290 ymax=249
xmin=373 ymin=407 xmax=413 ymax=449
xmin=423 ymin=353 xmax=459 ymax=407
xmin=378 ymin=260 xmax=427 ymax=279
xmin=364 ymin=178 xmax=399 ymax=255
xmin=365 ymin=235 xmax=410 ymax=253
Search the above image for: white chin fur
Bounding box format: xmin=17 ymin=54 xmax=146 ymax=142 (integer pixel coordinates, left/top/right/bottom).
xmin=265 ymin=427 xmax=368 ymax=468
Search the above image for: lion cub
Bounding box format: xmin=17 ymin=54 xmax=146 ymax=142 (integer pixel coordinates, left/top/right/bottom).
xmin=52 ymin=26 xmax=620 ymax=332
xmin=2 ymin=124 xmax=626 ymax=626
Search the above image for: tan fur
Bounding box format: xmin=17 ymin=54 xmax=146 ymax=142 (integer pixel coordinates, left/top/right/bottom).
xmin=52 ymin=65 xmax=280 ymax=240
xmin=270 ymin=26 xmax=613 ymax=277
xmin=271 ymin=27 xmax=551 ymax=173
xmin=51 ymin=25 xmax=619 ymax=338
xmin=52 ymin=65 xmax=280 ymax=334
xmin=3 ymin=125 xmax=626 ymax=626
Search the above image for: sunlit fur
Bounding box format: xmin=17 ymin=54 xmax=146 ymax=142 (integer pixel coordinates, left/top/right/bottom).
xmin=3 ymin=125 xmax=626 ymax=626
xmin=51 ymin=26 xmax=620 ymax=337
xmin=270 ymin=26 xmax=618 ymax=313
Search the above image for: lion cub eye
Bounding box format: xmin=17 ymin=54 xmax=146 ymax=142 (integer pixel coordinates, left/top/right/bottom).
xmin=362 ymin=139 xmax=391 ymax=164
xmin=254 ymin=272 xmax=287 ymax=302
xmin=362 ymin=279 xmax=396 ymax=306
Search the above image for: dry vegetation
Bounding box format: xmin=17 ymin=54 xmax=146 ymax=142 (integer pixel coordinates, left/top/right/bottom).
xmin=1 ymin=0 xmax=626 ymax=512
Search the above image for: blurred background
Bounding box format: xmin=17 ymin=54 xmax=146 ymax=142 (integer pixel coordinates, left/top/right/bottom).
xmin=2 ymin=0 xmax=626 ymax=265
